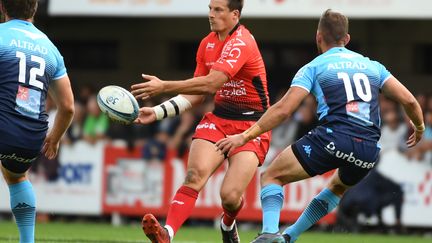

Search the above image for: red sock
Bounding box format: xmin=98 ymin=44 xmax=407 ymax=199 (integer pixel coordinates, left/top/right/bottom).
xmin=165 ymin=185 xmax=198 ymax=235
xmin=222 ymin=198 xmax=244 ymax=227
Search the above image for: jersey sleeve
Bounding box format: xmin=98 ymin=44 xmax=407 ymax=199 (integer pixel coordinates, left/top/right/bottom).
xmin=211 ymin=36 xmax=253 ymax=79
xmin=194 ymin=38 xmax=209 ymax=77
xmin=52 ymin=48 xmax=67 ymax=80
xmin=373 ymin=61 xmax=392 ymax=88
xmin=290 ymin=64 xmax=314 ymax=92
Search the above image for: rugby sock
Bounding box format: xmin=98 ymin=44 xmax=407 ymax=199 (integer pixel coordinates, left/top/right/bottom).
xmin=222 ymin=198 xmax=244 ymax=230
xmin=283 ymin=188 xmax=340 ymax=241
xmin=9 ymin=180 xmax=36 ymax=243
xmin=260 ymin=184 xmax=284 ymax=234
xmin=165 ymin=185 xmax=198 ymax=236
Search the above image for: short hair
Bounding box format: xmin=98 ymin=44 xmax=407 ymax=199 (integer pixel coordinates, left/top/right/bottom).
xmin=1 ymin=0 xmax=38 ymax=19
xmin=227 ymin=0 xmax=243 ymax=16
xmin=318 ymin=9 xmax=349 ymax=45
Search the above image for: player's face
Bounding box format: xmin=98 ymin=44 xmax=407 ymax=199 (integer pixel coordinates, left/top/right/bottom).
xmin=208 ymin=0 xmax=238 ymax=34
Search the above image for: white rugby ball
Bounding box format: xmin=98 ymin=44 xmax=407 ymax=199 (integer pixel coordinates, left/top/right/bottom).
xmin=97 ymin=85 xmax=139 ymax=124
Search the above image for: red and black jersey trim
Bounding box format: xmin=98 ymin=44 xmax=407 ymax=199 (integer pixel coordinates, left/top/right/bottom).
xmin=252 ymin=76 xmax=269 ymax=111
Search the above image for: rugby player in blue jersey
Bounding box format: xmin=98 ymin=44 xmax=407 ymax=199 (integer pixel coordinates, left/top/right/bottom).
xmin=0 ymin=1 xmax=74 ymax=242
xmin=216 ymin=9 xmax=424 ymax=243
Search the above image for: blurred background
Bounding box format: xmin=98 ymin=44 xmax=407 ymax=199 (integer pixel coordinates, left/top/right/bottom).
xmin=1 ymin=0 xmax=432 ymax=242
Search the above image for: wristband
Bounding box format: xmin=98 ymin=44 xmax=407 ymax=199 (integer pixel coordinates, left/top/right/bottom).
xmin=243 ymin=124 xmax=264 ymax=142
xmin=153 ymin=95 xmax=192 ymax=120
xmin=415 ymin=123 xmax=425 ymax=132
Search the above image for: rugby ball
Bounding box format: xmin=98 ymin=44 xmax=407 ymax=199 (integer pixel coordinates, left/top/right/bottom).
xmin=97 ymin=85 xmax=139 ymax=124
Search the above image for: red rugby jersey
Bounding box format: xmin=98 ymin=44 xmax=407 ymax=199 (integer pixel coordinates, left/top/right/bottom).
xmin=194 ymin=24 xmax=269 ymax=121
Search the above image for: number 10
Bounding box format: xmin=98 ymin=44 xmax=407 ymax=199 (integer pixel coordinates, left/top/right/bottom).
xmin=338 ymin=72 xmax=372 ymax=102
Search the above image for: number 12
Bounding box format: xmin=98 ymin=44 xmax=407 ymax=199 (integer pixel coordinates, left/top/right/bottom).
xmin=16 ymin=51 xmax=45 ymax=90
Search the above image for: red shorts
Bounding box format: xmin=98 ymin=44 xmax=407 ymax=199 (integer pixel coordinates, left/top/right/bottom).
xmin=192 ymin=112 xmax=271 ymax=165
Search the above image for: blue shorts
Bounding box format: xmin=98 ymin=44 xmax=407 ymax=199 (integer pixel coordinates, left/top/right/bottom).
xmin=0 ymin=142 xmax=40 ymax=174
xmin=292 ymin=126 xmax=380 ymax=186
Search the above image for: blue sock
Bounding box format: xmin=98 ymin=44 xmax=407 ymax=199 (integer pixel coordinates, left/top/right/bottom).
xmin=283 ymin=188 xmax=340 ymax=242
xmin=9 ymin=180 xmax=36 ymax=243
xmin=260 ymin=184 xmax=284 ymax=234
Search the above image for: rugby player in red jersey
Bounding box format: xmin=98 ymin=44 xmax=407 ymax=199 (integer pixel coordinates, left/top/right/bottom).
xmin=131 ymin=0 xmax=270 ymax=242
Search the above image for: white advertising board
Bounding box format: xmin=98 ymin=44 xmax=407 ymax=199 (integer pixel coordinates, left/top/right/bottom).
xmin=0 ymin=141 xmax=104 ymax=215
xmin=49 ymin=0 xmax=432 ymax=18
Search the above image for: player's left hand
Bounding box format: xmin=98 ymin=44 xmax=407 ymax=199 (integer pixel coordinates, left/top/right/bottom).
xmin=406 ymin=121 xmax=424 ymax=148
xmin=215 ymin=133 xmax=247 ymax=155
xmin=131 ymin=74 xmax=165 ymax=100
xmin=42 ymin=134 xmax=60 ymax=160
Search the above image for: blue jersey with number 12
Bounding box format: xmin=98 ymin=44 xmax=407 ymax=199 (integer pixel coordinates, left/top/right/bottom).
xmin=0 ymin=19 xmax=67 ymax=148
xmin=291 ymin=47 xmax=391 ymax=142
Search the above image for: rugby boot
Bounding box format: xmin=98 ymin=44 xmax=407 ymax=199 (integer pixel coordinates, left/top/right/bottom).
xmin=221 ymin=221 xmax=240 ymax=243
xmin=250 ymin=233 xmax=285 ymax=243
xmin=142 ymin=214 xmax=170 ymax=243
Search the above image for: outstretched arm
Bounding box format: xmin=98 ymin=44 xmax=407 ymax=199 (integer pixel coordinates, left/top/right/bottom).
xmin=135 ymin=94 xmax=205 ymax=124
xmin=382 ymin=77 xmax=424 ymax=147
xmin=216 ymin=87 xmax=309 ymax=154
xmin=131 ymin=70 xmax=228 ymax=100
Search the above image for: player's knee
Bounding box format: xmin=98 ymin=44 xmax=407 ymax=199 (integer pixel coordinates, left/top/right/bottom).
xmin=327 ymin=183 xmax=349 ymax=197
xmin=220 ymin=189 xmax=242 ymax=210
xmin=183 ymin=168 xmax=205 ymax=188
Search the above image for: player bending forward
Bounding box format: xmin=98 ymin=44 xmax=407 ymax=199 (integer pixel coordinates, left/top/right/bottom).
xmin=216 ymin=9 xmax=424 ymax=243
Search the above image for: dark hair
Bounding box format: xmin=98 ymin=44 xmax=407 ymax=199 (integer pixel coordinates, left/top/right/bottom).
xmin=227 ymin=0 xmax=243 ymax=16
xmin=318 ymin=9 xmax=349 ymax=45
xmin=1 ymin=0 xmax=38 ymax=19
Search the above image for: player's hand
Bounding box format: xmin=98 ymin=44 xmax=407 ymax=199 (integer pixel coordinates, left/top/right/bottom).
xmin=134 ymin=107 xmax=157 ymax=124
xmin=42 ymin=134 xmax=60 ymax=160
xmin=406 ymin=121 xmax=424 ymax=148
xmin=131 ymin=74 xmax=165 ymax=100
xmin=215 ymin=133 xmax=247 ymax=155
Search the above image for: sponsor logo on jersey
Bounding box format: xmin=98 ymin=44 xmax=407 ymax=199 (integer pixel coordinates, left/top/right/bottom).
xmin=325 ymin=142 xmax=375 ymax=169
xmin=206 ymin=42 xmax=215 ymax=49
xmin=10 ymin=28 xmax=46 ymax=40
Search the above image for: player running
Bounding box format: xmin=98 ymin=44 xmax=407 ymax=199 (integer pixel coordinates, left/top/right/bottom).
xmin=0 ymin=0 xmax=74 ymax=242
xmin=215 ymin=9 xmax=424 ymax=243
xmin=131 ymin=0 xmax=270 ymax=242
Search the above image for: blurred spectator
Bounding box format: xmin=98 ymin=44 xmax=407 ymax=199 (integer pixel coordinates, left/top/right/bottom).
xmin=77 ymin=84 xmax=96 ymax=105
xmin=83 ymin=95 xmax=110 ymax=144
xmin=406 ymin=110 xmax=432 ymax=161
xmin=63 ymin=102 xmax=85 ymax=144
xmin=337 ymin=170 xmax=404 ymax=234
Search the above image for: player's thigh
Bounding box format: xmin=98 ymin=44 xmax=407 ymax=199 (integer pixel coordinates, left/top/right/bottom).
xmin=0 ymin=143 xmax=38 ymax=184
xmin=262 ymin=145 xmax=310 ymax=186
xmin=185 ymin=139 xmax=225 ymax=190
xmin=221 ymin=151 xmax=259 ymax=202
xmin=327 ymin=169 xmax=352 ymax=197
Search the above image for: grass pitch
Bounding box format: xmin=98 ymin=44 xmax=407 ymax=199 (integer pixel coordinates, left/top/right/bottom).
xmin=0 ymin=221 xmax=431 ymax=243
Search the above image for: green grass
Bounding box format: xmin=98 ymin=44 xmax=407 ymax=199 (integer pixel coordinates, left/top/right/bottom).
xmin=0 ymin=221 xmax=430 ymax=243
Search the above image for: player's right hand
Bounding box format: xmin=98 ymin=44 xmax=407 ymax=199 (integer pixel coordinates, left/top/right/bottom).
xmin=406 ymin=122 xmax=424 ymax=148
xmin=215 ymin=133 xmax=247 ymax=156
xmin=134 ymin=107 xmax=157 ymax=124
xmin=42 ymin=134 xmax=60 ymax=160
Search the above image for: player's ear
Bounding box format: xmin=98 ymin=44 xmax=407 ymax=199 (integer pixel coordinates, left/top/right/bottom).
xmin=344 ymin=34 xmax=351 ymax=46
xmin=232 ymin=9 xmax=240 ymax=19
xmin=316 ymin=31 xmax=322 ymax=44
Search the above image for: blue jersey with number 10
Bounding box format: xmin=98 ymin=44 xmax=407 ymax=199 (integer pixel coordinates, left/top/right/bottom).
xmin=0 ymin=19 xmax=67 ymax=148
xmin=291 ymin=47 xmax=391 ymax=142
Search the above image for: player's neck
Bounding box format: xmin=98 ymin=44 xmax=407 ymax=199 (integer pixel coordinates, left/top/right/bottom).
xmin=217 ymin=22 xmax=240 ymax=41
xmin=4 ymin=16 xmax=33 ymax=22
xmin=322 ymin=44 xmax=345 ymax=53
